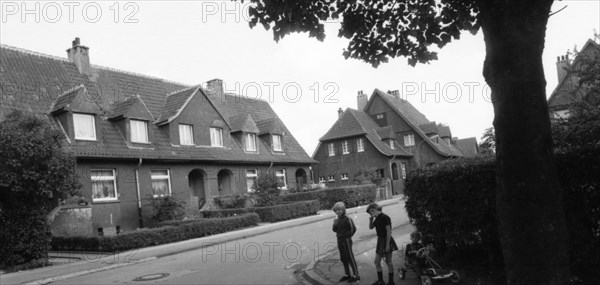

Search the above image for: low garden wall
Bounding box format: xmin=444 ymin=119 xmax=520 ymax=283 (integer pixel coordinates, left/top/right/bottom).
xmin=201 ymin=200 xmax=320 ymax=222
xmin=281 ymin=184 xmax=377 ymax=210
xmin=51 ymin=213 xmax=260 ymax=252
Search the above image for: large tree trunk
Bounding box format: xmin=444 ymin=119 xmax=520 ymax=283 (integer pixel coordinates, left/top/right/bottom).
xmin=478 ymin=1 xmax=570 ymax=284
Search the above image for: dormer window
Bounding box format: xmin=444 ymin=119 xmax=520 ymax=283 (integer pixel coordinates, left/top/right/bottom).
xmin=210 ymin=127 xmax=223 ymax=147
xmin=179 ymin=124 xmax=194 ymax=145
xmin=389 ymin=139 xmax=395 ymax=149
xmin=245 ymin=133 xmax=257 ymax=151
xmin=130 ymin=119 xmax=149 ymax=143
xmin=73 ymin=113 xmax=96 ymax=141
xmin=404 ymin=133 xmax=415 ymax=146
xmin=273 ymin=134 xmax=282 ymax=151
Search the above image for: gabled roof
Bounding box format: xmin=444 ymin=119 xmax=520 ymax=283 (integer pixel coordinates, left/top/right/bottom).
xmin=438 ymin=125 xmax=452 ymax=138
xmin=155 ymin=86 xmax=200 ymax=125
xmin=256 ymin=118 xmax=285 ymax=135
xmin=455 ymin=137 xmax=480 ymax=158
xmin=49 ymin=84 xmax=103 ymax=115
xmin=229 ymin=114 xmax=259 ymax=133
xmin=419 ymin=122 xmax=438 ymax=135
xmin=320 ymin=108 xmax=411 ymax=157
xmin=548 ymin=39 xmax=600 ymax=109
xmin=107 ymin=94 xmax=154 ymax=121
xmin=367 ymin=89 xmax=463 ymax=158
xmin=0 ymin=43 xmax=315 ymax=164
xmin=376 ymin=126 xmax=395 ymax=139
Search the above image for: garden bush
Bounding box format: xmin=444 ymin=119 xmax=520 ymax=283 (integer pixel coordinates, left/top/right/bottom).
xmin=281 ymin=184 xmax=377 ymax=210
xmin=148 ymin=195 xmax=186 ymax=222
xmin=51 ymin=213 xmax=260 ymax=252
xmin=253 ymin=173 xmax=281 ymax=206
xmin=404 ymin=145 xmax=600 ymax=283
xmin=214 ymin=193 xmax=255 ymax=209
xmin=201 ymin=200 xmax=320 ymax=222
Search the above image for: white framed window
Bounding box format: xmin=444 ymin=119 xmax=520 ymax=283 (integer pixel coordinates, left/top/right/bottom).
xmin=151 ymin=170 xmax=171 ymax=197
xmin=357 ymin=138 xmax=364 ymax=152
xmin=91 ymin=169 xmax=117 ymax=201
xmin=73 ymin=113 xmax=96 ymax=141
xmin=342 ymin=140 xmax=349 ymax=154
xmin=401 ymin=163 xmax=407 ymax=179
xmin=404 ymin=134 xmax=415 ymax=146
xmin=376 ymin=114 xmax=384 ymax=119
xmin=130 ymin=119 xmax=149 ymax=143
xmin=245 ymin=133 xmax=257 ymax=151
xmin=179 ymin=124 xmax=194 ymax=145
xmin=389 ymin=139 xmax=395 ymax=149
xmin=276 ymin=169 xmax=287 ymax=189
xmin=341 ymin=173 xmax=348 ymax=180
xmin=327 ymin=175 xmax=335 ymax=182
xmin=210 ymin=127 xmax=223 ymax=147
xmin=272 ymin=134 xmax=282 ymax=151
xmin=553 ymin=110 xmax=570 ymax=119
xmin=328 ymin=143 xmax=335 ymax=156
xmin=246 ymin=169 xmax=258 ymax=192
xmin=319 ymin=177 xmax=326 ymax=183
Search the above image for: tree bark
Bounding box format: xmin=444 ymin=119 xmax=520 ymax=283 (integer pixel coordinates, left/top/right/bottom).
xmin=478 ymin=1 xmax=570 ymax=284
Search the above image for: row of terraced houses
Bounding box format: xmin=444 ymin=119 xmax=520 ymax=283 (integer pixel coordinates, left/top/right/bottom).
xmin=0 ymin=38 xmax=484 ymax=236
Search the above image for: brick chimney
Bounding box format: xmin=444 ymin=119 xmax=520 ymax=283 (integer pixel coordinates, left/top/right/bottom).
xmin=556 ymin=53 xmax=571 ymax=83
xmin=337 ymin=107 xmax=343 ymax=118
xmin=206 ymin=79 xmax=224 ymax=98
xmin=66 ymin=37 xmax=93 ymax=76
xmin=388 ymin=90 xmax=400 ymax=99
xmin=357 ymin=90 xmax=368 ymax=111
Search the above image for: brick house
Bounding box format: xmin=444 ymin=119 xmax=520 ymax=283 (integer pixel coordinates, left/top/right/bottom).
xmin=312 ymin=89 xmax=479 ymax=195
xmin=0 ymin=38 xmax=315 ymax=235
xmin=548 ymin=38 xmax=600 ymax=118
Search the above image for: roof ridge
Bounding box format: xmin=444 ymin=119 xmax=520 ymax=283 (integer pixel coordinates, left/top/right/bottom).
xmin=166 ymin=85 xmax=200 ymax=97
xmin=0 ymin=44 xmax=189 ymax=88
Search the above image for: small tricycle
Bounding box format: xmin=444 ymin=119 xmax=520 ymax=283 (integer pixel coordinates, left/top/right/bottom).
xmin=399 ymin=246 xmax=461 ymax=285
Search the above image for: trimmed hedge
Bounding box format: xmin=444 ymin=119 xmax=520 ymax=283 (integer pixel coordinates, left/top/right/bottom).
xmin=281 ymin=184 xmax=377 ymax=210
xmin=404 ymin=146 xmax=600 ymax=282
xmin=201 ymin=200 xmax=320 ymax=222
xmin=51 ymin=213 xmax=260 ymax=252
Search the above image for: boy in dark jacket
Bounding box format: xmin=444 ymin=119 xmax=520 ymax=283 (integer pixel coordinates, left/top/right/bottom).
xmin=367 ymin=202 xmax=398 ymax=285
xmin=332 ymin=202 xmax=360 ymax=282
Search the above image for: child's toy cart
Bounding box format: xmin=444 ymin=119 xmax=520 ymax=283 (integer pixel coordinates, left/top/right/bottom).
xmin=399 ymin=246 xmax=461 ymax=285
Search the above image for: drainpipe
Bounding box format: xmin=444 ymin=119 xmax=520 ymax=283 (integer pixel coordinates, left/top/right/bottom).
xmin=135 ymin=158 xmax=143 ymax=228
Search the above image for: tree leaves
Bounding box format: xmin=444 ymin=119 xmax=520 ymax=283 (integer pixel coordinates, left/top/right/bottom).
xmin=241 ymin=0 xmax=479 ymax=67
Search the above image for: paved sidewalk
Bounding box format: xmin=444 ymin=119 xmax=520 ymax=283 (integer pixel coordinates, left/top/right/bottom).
xmin=1 ymin=197 xmax=402 ymax=285
xmin=304 ymin=206 xmax=423 ymax=285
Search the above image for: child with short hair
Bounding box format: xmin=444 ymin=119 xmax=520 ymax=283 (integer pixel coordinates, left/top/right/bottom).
xmin=332 ymin=202 xmax=360 ymax=282
xmin=367 ymin=203 xmax=398 ymax=285
xmin=405 ymin=231 xmax=425 ymax=278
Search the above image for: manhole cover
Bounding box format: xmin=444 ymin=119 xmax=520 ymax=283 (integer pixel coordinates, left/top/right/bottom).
xmin=132 ymin=273 xmax=170 ymax=281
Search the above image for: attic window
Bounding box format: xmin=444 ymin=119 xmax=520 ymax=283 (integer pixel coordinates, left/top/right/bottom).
xmin=273 ymin=134 xmax=282 ymax=151
xmin=404 ymin=134 xmax=415 ymax=146
xmin=389 ymin=139 xmax=395 ymax=149
xmin=130 ymin=120 xmax=149 ymax=143
xmin=245 ymin=133 xmax=257 ymax=151
xmin=179 ymin=124 xmax=194 ymax=145
xmin=210 ymin=127 xmax=223 ymax=147
xmin=73 ymin=113 xmax=96 ymax=141
xmin=357 ymin=138 xmax=364 ymax=152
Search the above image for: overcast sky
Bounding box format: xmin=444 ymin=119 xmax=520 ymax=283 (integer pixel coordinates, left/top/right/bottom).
xmin=1 ymin=0 xmax=598 ymax=155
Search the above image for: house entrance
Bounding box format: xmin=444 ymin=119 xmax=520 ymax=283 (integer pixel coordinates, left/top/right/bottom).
xmin=295 ymin=168 xmax=307 ymax=191
xmin=217 ymin=169 xmax=233 ymax=195
xmin=189 ymin=169 xmax=207 ymax=209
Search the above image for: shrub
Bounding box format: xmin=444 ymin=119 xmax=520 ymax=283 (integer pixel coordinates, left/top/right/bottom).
xmin=51 ymin=213 xmax=260 ymax=252
xmin=148 ymin=195 xmax=186 ymax=222
xmin=404 ymin=146 xmax=600 ymax=283
xmin=253 ymin=173 xmax=281 ymax=206
xmin=201 ymin=200 xmax=320 ymax=222
xmin=214 ymin=193 xmax=255 ymax=209
xmin=0 ymin=111 xmax=80 ymax=270
xmin=281 ymin=184 xmax=377 ymax=209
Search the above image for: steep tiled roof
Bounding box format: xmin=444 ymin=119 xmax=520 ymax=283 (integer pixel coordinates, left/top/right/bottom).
xmin=321 ymin=108 xmax=411 ymax=157
xmin=155 ymin=86 xmax=199 ymax=124
xmin=256 ymin=118 xmax=285 ymax=135
xmin=376 ymin=126 xmax=395 ymax=139
xmin=419 ymin=122 xmax=438 ymax=135
xmin=0 ymin=44 xmax=315 ymax=164
xmin=548 ymin=39 xmax=600 ymax=109
xmin=455 ymin=137 xmax=479 ymax=158
xmin=107 ymin=95 xmax=154 ymax=121
xmin=368 ymin=89 xmax=464 ymax=158
xmin=438 ymin=125 xmax=452 ymax=138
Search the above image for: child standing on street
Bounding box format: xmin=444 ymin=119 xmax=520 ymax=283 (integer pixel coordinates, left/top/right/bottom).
xmin=367 ymin=202 xmax=398 ymax=285
xmin=332 ymin=202 xmax=360 ymax=283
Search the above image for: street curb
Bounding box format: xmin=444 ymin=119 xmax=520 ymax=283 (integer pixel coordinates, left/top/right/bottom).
xmin=11 ymin=198 xmax=401 ymax=285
